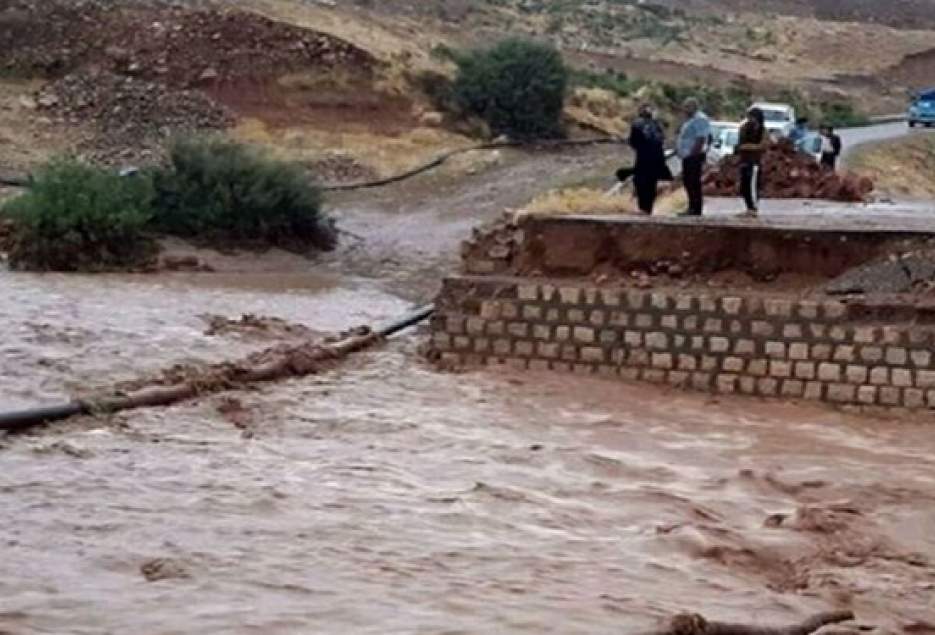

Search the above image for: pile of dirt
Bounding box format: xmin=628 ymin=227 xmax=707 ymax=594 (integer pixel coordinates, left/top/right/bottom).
xmin=94 ymin=9 xmax=376 ymax=90
xmin=2 ymin=1 xmax=379 ymax=162
xmin=35 ymin=70 xmax=233 ymax=164
xmin=703 ymin=140 xmax=875 ymax=202
xmin=1 ymin=3 xmax=374 ymax=85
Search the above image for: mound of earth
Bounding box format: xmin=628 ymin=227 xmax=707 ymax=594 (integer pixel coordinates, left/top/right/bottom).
xmin=1 ymin=1 xmax=379 ymax=163
xmin=0 ymin=2 xmax=375 ymax=84
xmin=703 ymin=140 xmax=874 ymax=203
xmin=35 ymin=70 xmax=233 ymax=164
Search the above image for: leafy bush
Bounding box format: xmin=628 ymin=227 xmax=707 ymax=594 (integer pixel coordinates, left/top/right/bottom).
xmin=2 ymin=159 xmax=157 ymax=271
xmin=451 ymin=38 xmax=568 ymax=140
xmin=817 ymin=101 xmax=870 ymax=128
xmin=151 ymin=137 xmax=335 ymax=251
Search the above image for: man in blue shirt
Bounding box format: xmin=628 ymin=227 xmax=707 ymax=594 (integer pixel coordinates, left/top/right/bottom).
xmin=789 ymin=117 xmax=809 ymax=151
xmin=676 ymin=97 xmax=711 ymax=216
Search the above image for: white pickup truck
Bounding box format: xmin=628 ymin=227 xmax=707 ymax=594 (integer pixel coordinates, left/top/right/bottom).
xmin=750 ymin=102 xmax=796 ymax=138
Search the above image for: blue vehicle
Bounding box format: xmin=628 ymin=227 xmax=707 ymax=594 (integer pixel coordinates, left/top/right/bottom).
xmin=908 ymin=88 xmax=935 ymax=127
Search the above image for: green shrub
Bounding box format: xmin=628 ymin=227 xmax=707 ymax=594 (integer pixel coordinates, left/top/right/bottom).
xmin=152 ymin=137 xmax=335 ymax=251
xmin=451 ymin=38 xmax=568 ymax=140
xmin=818 ymin=101 xmax=870 ymax=128
xmin=2 ymin=159 xmax=157 ymax=271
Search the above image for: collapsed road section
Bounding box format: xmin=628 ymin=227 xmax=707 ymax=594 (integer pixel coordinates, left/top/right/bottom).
xmin=430 ymin=214 xmax=935 ymax=411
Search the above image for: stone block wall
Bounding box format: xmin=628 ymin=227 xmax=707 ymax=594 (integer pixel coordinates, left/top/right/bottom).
xmin=430 ymin=277 xmax=935 ymax=409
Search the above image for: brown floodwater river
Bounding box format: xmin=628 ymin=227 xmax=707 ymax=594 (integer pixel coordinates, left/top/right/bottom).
xmin=3 ymin=148 xmax=935 ymax=634
xmin=2 ymin=266 xmax=935 ymax=635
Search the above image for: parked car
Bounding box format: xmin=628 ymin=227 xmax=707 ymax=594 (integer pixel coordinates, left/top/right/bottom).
xmin=750 ymin=102 xmax=796 ymax=138
xmin=908 ymin=89 xmax=935 ymax=127
xmin=708 ymin=122 xmax=740 ymax=163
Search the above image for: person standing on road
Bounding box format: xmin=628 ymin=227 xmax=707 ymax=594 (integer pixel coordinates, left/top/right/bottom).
xmin=819 ymin=125 xmax=842 ymax=170
xmin=676 ymin=97 xmax=711 ymax=217
xmin=736 ymin=107 xmax=769 ymax=218
xmin=628 ymin=103 xmax=672 ymax=215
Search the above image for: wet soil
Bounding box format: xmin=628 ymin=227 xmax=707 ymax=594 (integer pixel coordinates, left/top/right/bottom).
xmin=323 ymin=144 xmax=625 ymax=301
xmin=2 ymin=145 xmax=935 ymax=634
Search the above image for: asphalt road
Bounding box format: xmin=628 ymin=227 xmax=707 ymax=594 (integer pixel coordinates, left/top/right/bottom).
xmin=840 ymin=120 xmax=912 ymax=158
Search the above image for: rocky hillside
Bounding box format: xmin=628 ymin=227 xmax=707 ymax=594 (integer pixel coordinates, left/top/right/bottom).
xmin=332 ymin=0 xmax=935 ymax=99
xmin=690 ymin=0 xmax=935 ymax=29
xmin=1 ymin=0 xmax=933 ymax=180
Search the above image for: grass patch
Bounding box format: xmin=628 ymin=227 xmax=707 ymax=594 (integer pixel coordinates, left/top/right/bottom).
xmin=516 ymin=187 xmax=639 ymax=219
xmin=849 ymin=134 xmax=935 ymax=198
xmin=515 ymin=185 xmax=687 ymax=221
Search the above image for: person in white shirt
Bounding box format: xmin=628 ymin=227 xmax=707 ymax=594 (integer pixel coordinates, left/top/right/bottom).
xmin=676 ymin=98 xmax=712 ymax=216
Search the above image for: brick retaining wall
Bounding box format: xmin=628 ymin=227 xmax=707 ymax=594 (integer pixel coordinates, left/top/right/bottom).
xmin=430 ymin=277 xmax=935 ymax=409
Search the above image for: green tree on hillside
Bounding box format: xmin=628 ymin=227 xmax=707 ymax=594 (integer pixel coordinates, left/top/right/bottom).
xmin=452 ymin=38 xmax=568 ymax=140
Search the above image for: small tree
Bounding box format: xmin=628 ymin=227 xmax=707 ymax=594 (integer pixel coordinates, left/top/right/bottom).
xmin=152 ymin=137 xmax=335 ymax=251
xmin=3 ymin=159 xmax=156 ymax=271
xmin=452 ymin=38 xmax=568 ymax=140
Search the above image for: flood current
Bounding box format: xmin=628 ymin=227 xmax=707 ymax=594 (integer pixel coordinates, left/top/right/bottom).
xmin=2 ymin=264 xmax=935 ymax=634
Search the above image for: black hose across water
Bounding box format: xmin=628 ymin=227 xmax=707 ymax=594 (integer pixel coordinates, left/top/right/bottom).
xmin=0 ymin=304 xmax=435 ymax=434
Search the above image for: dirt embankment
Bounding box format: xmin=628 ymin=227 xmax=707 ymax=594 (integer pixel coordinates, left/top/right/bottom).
xmin=880 ymin=46 xmax=935 ymax=92
xmin=849 ymin=133 xmax=935 ymax=199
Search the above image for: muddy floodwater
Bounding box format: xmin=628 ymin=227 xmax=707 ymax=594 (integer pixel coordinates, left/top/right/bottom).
xmin=3 ymin=267 xmax=935 ymax=635
xmin=3 ymin=153 xmax=935 ymax=634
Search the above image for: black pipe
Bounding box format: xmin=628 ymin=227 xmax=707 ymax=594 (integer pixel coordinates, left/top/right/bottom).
xmin=375 ymin=304 xmax=435 ymax=338
xmin=0 ymin=304 xmax=436 ymax=434
xmin=0 ymin=402 xmax=87 ymax=433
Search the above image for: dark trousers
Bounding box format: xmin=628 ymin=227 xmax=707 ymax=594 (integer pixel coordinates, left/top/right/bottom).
xmin=821 ymin=153 xmax=837 ymax=171
xmin=633 ymin=173 xmax=658 ymax=214
xmin=740 ymin=161 xmax=760 ymax=211
xmin=682 ymin=154 xmax=706 ymax=215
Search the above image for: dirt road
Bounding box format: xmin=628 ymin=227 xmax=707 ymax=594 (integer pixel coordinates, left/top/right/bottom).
xmin=2 ymin=145 xmax=935 ymax=634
